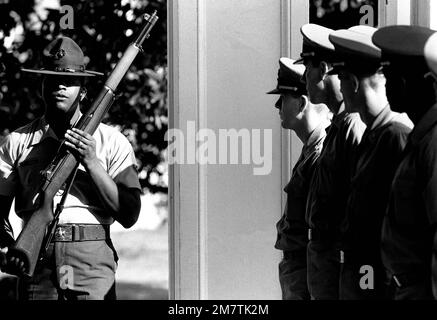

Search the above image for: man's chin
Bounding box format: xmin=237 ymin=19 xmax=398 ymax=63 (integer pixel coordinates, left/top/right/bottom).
xmin=47 ymin=101 xmax=72 ymax=112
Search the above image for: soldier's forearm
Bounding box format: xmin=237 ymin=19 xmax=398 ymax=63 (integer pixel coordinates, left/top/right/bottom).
xmin=84 ymin=160 xmax=141 ymax=228
xmin=84 ymin=159 xmax=121 ymax=215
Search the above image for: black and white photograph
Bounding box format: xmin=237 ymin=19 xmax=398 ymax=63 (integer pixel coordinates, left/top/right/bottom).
xmin=1 ymin=0 xmax=437 ymax=308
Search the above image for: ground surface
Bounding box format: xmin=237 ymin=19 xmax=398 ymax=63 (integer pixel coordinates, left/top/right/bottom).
xmin=112 ymin=223 xmax=169 ymax=300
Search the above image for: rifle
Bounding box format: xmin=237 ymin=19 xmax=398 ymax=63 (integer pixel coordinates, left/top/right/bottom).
xmin=6 ymin=11 xmax=159 ymax=278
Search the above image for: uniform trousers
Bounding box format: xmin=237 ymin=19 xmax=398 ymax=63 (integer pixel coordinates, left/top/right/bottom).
xmin=19 ymin=239 xmax=117 ymax=300
xmin=307 ymin=240 xmax=341 ymax=300
xmin=278 ymin=251 xmax=310 ymax=300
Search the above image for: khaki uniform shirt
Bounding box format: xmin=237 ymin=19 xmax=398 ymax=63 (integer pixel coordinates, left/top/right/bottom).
xmin=0 ymin=117 xmax=141 ymax=226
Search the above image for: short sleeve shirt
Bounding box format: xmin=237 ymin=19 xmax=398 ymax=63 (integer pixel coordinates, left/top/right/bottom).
xmin=0 ymin=117 xmax=141 ymax=225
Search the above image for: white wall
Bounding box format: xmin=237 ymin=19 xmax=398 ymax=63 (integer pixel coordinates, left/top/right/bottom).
xmin=168 ymin=0 xmax=308 ymax=299
xmin=167 ymin=0 xmax=436 ymax=300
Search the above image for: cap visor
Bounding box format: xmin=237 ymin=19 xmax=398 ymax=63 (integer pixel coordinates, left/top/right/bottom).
xmin=21 ymin=68 xmax=103 ymax=77
xmin=266 ymin=88 xmax=281 ymax=94
xmin=294 ymin=58 xmax=304 ymax=64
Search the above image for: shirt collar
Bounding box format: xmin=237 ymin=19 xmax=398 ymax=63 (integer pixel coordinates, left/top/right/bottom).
xmin=369 ymin=104 xmax=392 ymax=131
xmin=410 ymin=103 xmax=437 ymax=146
xmin=302 ymin=122 xmax=327 ymax=156
xmin=306 ymin=122 xmax=325 ymax=147
xmin=26 ymin=116 xmax=60 ymax=148
xmin=40 ymin=116 xmax=61 ymax=141
xmin=332 ymin=109 xmax=348 ymax=128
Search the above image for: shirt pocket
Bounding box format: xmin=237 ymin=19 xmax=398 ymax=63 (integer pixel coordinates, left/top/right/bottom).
xmin=18 ymin=157 xmax=46 ymax=187
xmin=286 ymin=172 xmax=308 ymax=199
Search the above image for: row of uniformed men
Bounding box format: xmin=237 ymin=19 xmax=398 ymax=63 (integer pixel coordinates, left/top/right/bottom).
xmin=269 ymin=24 xmax=437 ymax=300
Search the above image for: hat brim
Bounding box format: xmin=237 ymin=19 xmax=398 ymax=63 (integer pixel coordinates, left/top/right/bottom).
xmin=266 ymin=88 xmax=281 ymax=94
xmin=21 ymin=68 xmax=103 ymax=77
xmin=294 ymin=58 xmax=304 ymax=64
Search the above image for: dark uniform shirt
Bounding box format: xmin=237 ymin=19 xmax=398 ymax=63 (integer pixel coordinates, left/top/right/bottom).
xmin=306 ymin=110 xmax=366 ymax=235
xmin=342 ymin=106 xmax=413 ymax=259
xmin=275 ymin=123 xmax=327 ymax=253
xmin=382 ymin=104 xmax=437 ymax=283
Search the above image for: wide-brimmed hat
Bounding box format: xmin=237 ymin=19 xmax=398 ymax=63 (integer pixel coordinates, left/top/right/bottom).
xmin=267 ymin=57 xmax=306 ymax=95
xmin=21 ymin=36 xmax=103 ymax=77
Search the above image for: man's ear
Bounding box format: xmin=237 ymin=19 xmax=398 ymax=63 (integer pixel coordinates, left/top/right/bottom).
xmin=299 ymin=95 xmax=309 ymax=112
xmin=351 ymin=74 xmax=360 ymax=94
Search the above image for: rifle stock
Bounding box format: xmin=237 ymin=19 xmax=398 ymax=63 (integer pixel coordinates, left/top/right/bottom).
xmin=6 ymin=11 xmax=158 ymax=277
xmin=8 ymin=202 xmax=53 ymax=277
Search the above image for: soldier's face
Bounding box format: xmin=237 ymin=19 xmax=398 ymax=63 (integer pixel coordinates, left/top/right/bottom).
xmin=42 ymin=75 xmax=82 ymax=114
xmin=279 ymin=92 xmax=304 ymax=130
xmin=304 ymin=59 xmax=325 ymax=104
xmin=338 ymin=69 xmax=359 ymax=113
xmin=382 ymin=65 xmax=407 ymax=113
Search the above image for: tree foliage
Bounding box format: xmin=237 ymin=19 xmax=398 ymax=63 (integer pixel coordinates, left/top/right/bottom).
xmin=310 ymin=0 xmax=378 ymax=29
xmin=0 ymin=0 xmax=168 ymax=193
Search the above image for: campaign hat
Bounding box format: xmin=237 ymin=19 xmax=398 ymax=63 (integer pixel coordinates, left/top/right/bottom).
xmin=22 ymin=36 xmax=103 ymax=77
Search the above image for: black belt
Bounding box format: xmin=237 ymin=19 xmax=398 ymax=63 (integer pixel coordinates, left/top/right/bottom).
xmin=52 ymin=224 xmax=110 ymax=242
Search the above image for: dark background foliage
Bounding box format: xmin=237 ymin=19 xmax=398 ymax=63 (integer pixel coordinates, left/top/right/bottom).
xmin=0 ymin=0 xmax=167 ymax=193
xmin=310 ymin=0 xmax=378 ymax=29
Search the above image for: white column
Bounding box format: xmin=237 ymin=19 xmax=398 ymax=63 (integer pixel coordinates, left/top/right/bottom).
xmin=168 ymin=0 xmax=308 ymax=299
xmin=168 ymin=0 xmax=203 ymax=299
xmin=379 ymin=0 xmax=411 ymax=26
xmin=429 ymin=0 xmax=437 ymax=30
xmin=410 ymin=0 xmax=430 ymax=27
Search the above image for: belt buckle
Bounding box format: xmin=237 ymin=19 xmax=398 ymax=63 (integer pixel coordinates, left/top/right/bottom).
xmin=55 ymin=227 xmax=67 ymax=241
